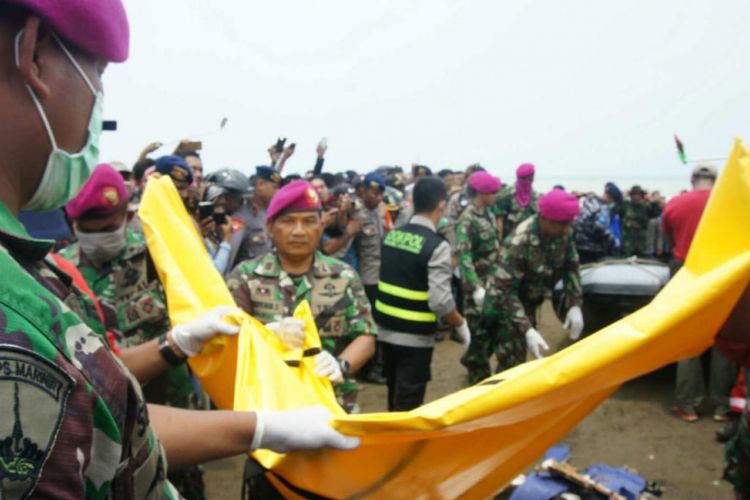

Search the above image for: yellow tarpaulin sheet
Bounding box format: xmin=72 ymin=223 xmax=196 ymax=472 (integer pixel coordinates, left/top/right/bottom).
xmin=140 ymin=139 xmax=750 ymax=499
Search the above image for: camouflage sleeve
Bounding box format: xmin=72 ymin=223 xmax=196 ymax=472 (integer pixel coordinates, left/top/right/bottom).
xmin=481 ymin=258 xmax=511 ymax=323
xmin=226 ymin=263 xmax=254 ymax=315
xmin=562 ymin=239 xmax=584 ymax=307
xmin=491 ymin=191 xmax=510 ymax=217
xmin=501 ymin=244 xmax=533 ymax=336
xmin=455 ymin=215 xmax=479 ymax=291
xmin=342 ymin=268 xmax=378 ymax=341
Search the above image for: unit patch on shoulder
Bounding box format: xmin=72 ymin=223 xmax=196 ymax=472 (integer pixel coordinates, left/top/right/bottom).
xmin=0 ymin=347 xmax=74 ymax=499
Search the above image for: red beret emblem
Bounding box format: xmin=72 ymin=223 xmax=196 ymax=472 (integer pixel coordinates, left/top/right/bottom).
xmin=306 ymin=188 xmax=319 ymax=205
xmin=102 ymin=187 xmax=120 ymax=208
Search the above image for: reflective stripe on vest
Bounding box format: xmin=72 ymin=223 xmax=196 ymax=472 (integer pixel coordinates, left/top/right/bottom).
xmin=375 ymin=300 xmax=437 ymax=323
xmin=377 ymin=281 xmax=429 ymax=301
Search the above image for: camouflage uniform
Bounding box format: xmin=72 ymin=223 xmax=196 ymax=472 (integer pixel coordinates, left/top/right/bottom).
xmin=444 ymin=188 xmax=470 ymax=248
xmin=617 ymin=200 xmax=658 ymax=257
xmin=492 ymin=185 xmax=539 ymax=239
xmin=228 ymin=251 xmax=377 ymax=412
xmin=0 ymin=202 xmax=178 ymax=499
xmin=59 ymin=229 xmax=194 ymax=408
xmin=60 ymin=229 xmax=203 ymax=499
xmin=485 ymin=215 xmax=583 ymax=372
xmin=454 ymin=203 xmax=500 ymax=384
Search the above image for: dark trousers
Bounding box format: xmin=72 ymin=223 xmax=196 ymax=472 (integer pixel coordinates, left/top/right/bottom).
xmin=361 ymin=284 xmax=385 ymax=380
xmin=382 ymin=342 xmax=434 ymax=411
xmin=364 ymin=284 xmax=378 ymax=306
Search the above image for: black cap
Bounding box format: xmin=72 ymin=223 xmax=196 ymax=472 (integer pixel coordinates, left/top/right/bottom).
xmin=255 ymin=165 xmax=282 ymax=184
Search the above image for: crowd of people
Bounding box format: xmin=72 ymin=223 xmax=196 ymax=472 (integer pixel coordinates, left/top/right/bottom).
xmin=45 ymin=132 xmax=732 ymax=497
xmin=0 ymin=1 xmax=746 ymax=499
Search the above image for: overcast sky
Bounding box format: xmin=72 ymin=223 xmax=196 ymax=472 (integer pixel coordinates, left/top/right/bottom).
xmin=100 ymin=1 xmax=750 ymax=195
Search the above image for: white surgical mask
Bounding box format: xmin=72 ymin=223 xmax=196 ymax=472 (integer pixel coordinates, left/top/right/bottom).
xmin=77 ymin=224 xmax=127 ymax=266
xmin=15 ymin=30 xmax=103 ymax=212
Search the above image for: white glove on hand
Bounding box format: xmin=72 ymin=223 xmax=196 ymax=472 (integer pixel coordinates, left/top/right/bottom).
xmin=455 ymin=320 xmax=471 ymax=351
xmin=266 ymin=317 xmax=306 ymax=350
xmin=472 ymin=287 xmax=486 ymax=308
xmin=171 ymin=306 xmax=240 ymax=356
xmin=563 ymin=305 xmax=584 ymax=341
xmin=525 ymin=327 xmax=550 ymax=359
xmin=252 ymin=405 xmax=360 ymax=453
xmin=314 ymin=351 xmax=344 ymax=384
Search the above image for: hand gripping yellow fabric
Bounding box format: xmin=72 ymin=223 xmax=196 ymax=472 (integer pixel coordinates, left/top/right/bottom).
xmin=140 ymin=139 xmax=750 ymax=499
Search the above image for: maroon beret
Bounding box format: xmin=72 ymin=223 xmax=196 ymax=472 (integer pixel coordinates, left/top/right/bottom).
xmin=267 ymin=181 xmax=322 ymax=222
xmin=539 ymin=189 xmax=580 ymax=222
xmin=9 ymin=0 xmax=130 ymax=63
xmin=66 ymin=164 xmax=128 ymax=219
xmin=468 ymin=171 xmax=502 ymax=193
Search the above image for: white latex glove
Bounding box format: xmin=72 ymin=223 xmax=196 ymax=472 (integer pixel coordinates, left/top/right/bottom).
xmin=251 ymin=405 xmax=360 ymax=453
xmin=314 ymin=351 xmax=344 ymax=384
xmin=525 ymin=327 xmax=550 ymax=359
xmin=455 ymin=320 xmax=471 ymax=352
xmin=472 ymin=287 xmax=486 ymax=308
xmin=171 ymin=306 xmax=240 ymax=356
xmin=563 ymin=305 xmax=584 ymax=341
xmin=265 ymin=317 xmax=306 ymax=350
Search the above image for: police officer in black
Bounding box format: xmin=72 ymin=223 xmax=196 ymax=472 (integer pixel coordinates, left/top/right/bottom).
xmin=374 ymin=177 xmax=471 ymax=411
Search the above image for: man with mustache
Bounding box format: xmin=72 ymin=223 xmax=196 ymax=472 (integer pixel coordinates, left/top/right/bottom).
xmin=228 ymin=180 xmax=377 ymax=413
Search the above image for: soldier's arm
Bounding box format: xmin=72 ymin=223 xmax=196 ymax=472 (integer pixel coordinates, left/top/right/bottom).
xmin=455 ymin=216 xmax=480 ymax=291
xmin=502 ymin=246 xmax=533 ymax=335
xmin=148 ymin=404 xmax=258 ymax=470
xmin=119 ymin=337 xmax=172 ymax=383
xmin=339 ymin=335 xmax=376 ymax=374
xmin=492 ymin=194 xmax=510 ymax=236
xmin=562 ymin=238 xmax=584 ymax=307
xmin=339 ymin=270 xmax=377 ymax=372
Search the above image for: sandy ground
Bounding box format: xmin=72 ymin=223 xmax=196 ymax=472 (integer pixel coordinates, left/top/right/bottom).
xmin=203 ymin=302 xmax=735 ymax=499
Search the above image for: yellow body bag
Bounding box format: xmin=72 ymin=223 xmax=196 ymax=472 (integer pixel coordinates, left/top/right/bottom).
xmin=140 ymin=139 xmax=750 ymax=499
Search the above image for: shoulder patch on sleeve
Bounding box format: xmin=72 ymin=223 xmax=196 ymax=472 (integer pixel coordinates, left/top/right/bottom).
xmin=0 ymin=346 xmax=74 ymax=499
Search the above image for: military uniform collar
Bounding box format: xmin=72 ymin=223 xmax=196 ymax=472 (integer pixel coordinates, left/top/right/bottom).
xmin=0 ymin=201 xmax=55 ymax=261
xmin=253 ymin=252 xmax=283 ymax=278
xmin=121 ymin=228 xmax=147 ymax=259
xmin=526 ymin=215 xmax=568 ymax=247
xmin=470 ymin=202 xmax=489 ymax=216
xmin=311 ymin=252 xmax=340 ymax=278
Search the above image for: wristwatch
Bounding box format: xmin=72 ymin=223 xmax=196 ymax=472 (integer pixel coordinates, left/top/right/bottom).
xmin=338 ymin=357 xmax=352 ymax=378
xmin=158 ymin=333 xmax=187 ymax=366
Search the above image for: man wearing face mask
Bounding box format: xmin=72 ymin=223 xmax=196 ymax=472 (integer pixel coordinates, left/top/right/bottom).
xmin=60 ymin=164 xmax=208 ymax=497
xmin=0 ymin=2 xmax=359 ymax=498
xmin=493 ymin=163 xmax=539 ymax=240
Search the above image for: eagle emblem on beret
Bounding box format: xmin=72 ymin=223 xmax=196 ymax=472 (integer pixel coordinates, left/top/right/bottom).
xmin=306 ymin=187 xmax=319 ymax=205
xmin=102 ymin=187 xmax=120 ymax=207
